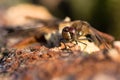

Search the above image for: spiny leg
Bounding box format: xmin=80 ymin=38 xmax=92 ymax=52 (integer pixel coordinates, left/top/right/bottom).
xmin=78 ymin=41 xmax=87 ymax=51
xmin=77 ymin=38 xmax=88 ymax=51
xmin=60 ymin=39 xmax=73 ymax=52
xmin=60 ymin=39 xmax=68 ymax=49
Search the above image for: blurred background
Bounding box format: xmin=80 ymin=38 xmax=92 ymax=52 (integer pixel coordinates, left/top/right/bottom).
xmin=0 ymin=0 xmax=120 ymax=40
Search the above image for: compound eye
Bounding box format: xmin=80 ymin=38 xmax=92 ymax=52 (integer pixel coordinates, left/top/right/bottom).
xmin=69 ymin=27 xmax=76 ymax=34
xmin=62 ymin=27 xmax=70 ymax=32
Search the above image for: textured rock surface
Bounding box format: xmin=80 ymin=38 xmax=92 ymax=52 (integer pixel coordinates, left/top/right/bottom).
xmin=0 ymin=41 xmax=120 ymax=80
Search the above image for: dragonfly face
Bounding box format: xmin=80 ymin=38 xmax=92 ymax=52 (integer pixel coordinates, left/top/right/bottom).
xmin=62 ymin=27 xmax=77 ymax=42
xmin=62 ymin=21 xmax=92 ymax=43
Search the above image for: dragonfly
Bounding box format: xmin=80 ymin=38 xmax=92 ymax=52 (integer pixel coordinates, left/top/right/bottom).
xmin=61 ymin=20 xmax=114 ymax=52
xmin=1 ymin=18 xmax=114 ymax=52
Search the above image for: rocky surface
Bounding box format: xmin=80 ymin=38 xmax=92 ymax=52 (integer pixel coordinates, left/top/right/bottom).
xmin=0 ymin=41 xmax=120 ymax=80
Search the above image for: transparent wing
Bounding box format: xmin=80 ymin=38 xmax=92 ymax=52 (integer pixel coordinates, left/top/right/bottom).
xmin=5 ymin=21 xmax=59 ymax=38
xmin=88 ymin=26 xmax=113 ymax=49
